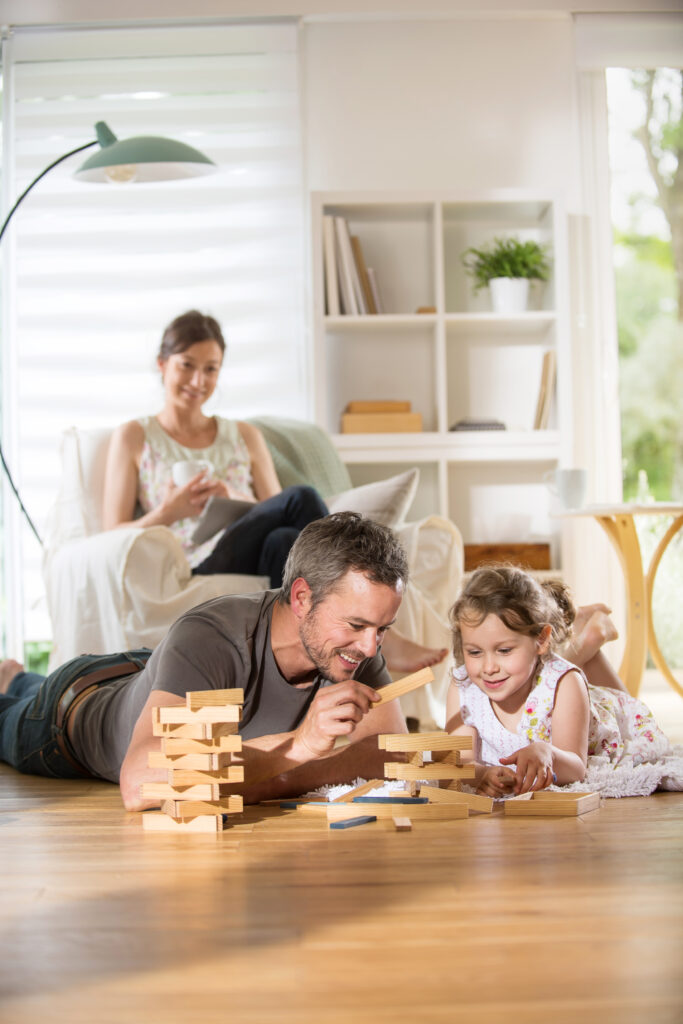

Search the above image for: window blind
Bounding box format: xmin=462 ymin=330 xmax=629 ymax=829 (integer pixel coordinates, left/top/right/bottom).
xmin=2 ymin=22 xmax=305 ymax=645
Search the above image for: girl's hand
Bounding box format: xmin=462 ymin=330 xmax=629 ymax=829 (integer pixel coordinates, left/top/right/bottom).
xmin=476 ymin=765 xmax=516 ymax=797
xmin=499 ymin=741 xmax=555 ymax=795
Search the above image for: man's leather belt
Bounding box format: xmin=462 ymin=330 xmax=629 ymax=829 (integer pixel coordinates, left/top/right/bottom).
xmin=54 ymin=660 xmax=142 ymax=776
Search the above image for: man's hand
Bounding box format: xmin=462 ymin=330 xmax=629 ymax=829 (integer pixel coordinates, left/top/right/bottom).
xmin=499 ymin=741 xmax=555 ymax=794
xmin=292 ymin=681 xmax=381 ymax=760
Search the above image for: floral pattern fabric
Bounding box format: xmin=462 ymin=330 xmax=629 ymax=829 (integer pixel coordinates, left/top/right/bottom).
xmin=453 ymin=654 xmax=671 ymax=766
xmin=137 ymin=415 xmax=254 ymax=568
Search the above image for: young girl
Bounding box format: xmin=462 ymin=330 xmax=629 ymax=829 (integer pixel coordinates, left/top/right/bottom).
xmin=446 ymin=565 xmax=673 ymax=797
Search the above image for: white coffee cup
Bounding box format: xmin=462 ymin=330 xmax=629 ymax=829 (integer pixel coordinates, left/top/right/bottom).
xmin=172 ymin=459 xmax=214 ymax=487
xmin=544 ymin=468 xmax=587 ymax=510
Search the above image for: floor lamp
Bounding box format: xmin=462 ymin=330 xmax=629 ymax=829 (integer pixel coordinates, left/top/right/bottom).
xmin=0 ymin=120 xmax=216 ymax=545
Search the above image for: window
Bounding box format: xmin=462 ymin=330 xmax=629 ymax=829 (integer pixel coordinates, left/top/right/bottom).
xmin=0 ymin=22 xmax=305 ymax=652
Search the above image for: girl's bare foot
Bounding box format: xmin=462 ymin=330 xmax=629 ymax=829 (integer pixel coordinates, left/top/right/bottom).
xmin=382 ymin=632 xmax=448 ymax=674
xmin=0 ymin=659 xmax=24 ymax=694
xmin=565 ymin=606 xmax=619 ymax=666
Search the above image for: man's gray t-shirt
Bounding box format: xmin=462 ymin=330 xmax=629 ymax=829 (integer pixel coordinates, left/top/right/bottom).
xmin=71 ymin=590 xmax=391 ymax=783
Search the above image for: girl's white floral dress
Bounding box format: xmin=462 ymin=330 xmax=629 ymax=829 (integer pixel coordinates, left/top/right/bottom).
xmin=453 ymin=654 xmax=672 ymax=768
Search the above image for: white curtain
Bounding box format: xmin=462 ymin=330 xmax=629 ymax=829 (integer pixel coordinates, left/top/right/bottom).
xmin=1 ymin=21 xmax=305 ymax=647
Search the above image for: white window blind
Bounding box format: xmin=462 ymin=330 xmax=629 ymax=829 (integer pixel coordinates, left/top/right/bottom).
xmin=2 ymin=22 xmax=305 ymax=646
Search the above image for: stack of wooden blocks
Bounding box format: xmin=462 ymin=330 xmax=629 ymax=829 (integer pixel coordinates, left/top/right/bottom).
xmin=141 ymin=688 xmax=245 ymax=833
xmin=341 ymin=400 xmax=422 ymax=434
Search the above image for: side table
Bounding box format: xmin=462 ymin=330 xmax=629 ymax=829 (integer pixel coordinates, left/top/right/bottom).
xmin=560 ymin=503 xmax=683 ymax=698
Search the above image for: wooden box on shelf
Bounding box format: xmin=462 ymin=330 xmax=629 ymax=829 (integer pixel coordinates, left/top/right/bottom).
xmin=341 ymin=400 xmax=422 ymax=434
xmin=464 ymin=543 xmax=551 ymax=572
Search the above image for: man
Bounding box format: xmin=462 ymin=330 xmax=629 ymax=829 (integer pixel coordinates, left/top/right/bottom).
xmin=0 ymin=513 xmax=409 ymax=810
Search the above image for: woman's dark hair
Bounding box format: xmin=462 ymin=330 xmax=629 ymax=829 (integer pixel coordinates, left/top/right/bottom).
xmin=449 ymin=563 xmax=573 ymax=665
xmin=157 ymin=310 xmax=226 ymax=361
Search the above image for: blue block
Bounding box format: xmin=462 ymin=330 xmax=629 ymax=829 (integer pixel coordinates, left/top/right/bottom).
xmin=352 ymin=794 xmax=428 ymax=802
xmin=329 ymin=815 xmax=377 ymax=830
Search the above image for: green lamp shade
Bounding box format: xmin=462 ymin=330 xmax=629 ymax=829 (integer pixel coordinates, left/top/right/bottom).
xmin=74 ymin=121 xmax=216 ymax=183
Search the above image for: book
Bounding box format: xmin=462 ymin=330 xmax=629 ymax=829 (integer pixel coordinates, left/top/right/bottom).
xmin=449 ymin=418 xmax=506 ymax=431
xmin=335 ymin=217 xmax=366 ymax=314
xmin=322 ymin=214 xmax=340 ymax=316
xmin=533 ymin=349 xmax=556 ymax=430
xmin=190 ymin=495 xmax=254 ymax=545
xmin=366 ymin=266 xmax=385 ymax=314
xmin=350 ymin=235 xmax=377 ymax=314
xmin=334 ymin=216 xmax=358 ymax=315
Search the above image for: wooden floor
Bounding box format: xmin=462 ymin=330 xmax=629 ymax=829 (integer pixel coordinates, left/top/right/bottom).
xmin=1 ymin=765 xmax=682 ymax=1024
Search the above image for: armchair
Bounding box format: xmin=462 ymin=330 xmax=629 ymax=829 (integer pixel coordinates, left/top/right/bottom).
xmin=43 ymin=417 xmax=464 ymax=726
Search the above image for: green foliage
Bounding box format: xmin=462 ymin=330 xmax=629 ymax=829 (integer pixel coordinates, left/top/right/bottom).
xmin=24 ymin=641 xmax=52 ymax=676
xmin=461 ymin=235 xmax=551 ymax=292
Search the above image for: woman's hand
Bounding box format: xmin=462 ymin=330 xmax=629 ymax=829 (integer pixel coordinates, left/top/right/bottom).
xmin=159 ymin=472 xmax=215 ymax=523
xmin=476 ymin=764 xmax=517 ymax=797
xmin=499 ymin=741 xmax=555 ymax=795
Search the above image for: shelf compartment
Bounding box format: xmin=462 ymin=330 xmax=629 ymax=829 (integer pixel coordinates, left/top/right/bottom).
xmin=445 ymin=312 xmax=555 ymax=336
xmin=334 ymin=430 xmax=560 ymax=463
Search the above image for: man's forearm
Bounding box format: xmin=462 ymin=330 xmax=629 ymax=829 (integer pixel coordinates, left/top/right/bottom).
xmin=235 ymin=734 xmax=391 ymax=804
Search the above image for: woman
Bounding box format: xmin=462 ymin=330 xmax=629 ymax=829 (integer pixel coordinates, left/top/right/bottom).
xmin=103 ymin=309 xmax=328 ymax=588
xmin=103 ymin=309 xmax=448 ymax=672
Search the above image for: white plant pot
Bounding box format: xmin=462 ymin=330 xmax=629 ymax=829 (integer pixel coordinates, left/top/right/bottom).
xmin=488 ymin=277 xmax=529 ymax=314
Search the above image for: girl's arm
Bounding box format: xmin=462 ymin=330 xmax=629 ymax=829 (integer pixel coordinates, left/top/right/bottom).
xmin=499 ymin=669 xmax=589 ymax=793
xmin=445 ymin=680 xmax=514 ymax=796
xmin=103 ymin=421 xmax=213 ymax=530
xmin=237 ymin=421 xmax=282 ymax=501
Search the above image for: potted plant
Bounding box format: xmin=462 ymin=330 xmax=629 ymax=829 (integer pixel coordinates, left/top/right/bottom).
xmin=461 ymin=235 xmax=551 ymax=313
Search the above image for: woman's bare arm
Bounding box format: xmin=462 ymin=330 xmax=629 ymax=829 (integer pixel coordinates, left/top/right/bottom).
xmin=237 ymin=421 xmax=282 ymax=501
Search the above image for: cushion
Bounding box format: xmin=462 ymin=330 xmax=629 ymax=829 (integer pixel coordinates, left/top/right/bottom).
xmin=325 ymin=468 xmax=420 ymax=529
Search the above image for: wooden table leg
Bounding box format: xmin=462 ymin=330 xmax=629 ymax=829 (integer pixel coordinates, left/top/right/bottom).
xmin=645 ymin=514 xmax=683 ymax=701
xmin=595 ymin=514 xmax=647 ymax=697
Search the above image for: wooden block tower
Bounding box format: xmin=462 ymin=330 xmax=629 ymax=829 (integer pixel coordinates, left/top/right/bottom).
xmin=141 ymin=689 xmax=245 ymax=833
xmin=378 ymin=731 xmax=493 ymax=815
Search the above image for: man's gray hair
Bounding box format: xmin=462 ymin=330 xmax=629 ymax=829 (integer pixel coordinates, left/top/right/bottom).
xmin=279 ymin=511 xmax=409 ymax=606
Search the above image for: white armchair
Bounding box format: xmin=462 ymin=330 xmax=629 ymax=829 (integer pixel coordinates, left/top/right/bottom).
xmin=43 ymin=418 xmax=464 ymax=727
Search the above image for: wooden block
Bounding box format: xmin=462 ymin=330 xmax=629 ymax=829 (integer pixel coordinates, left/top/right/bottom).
xmin=432 ymin=750 xmax=462 ymax=766
xmin=378 ymin=731 xmax=472 ymax=752
xmin=152 ymin=718 xmax=239 ymax=739
xmin=340 ymin=412 xmax=423 ymax=434
xmin=329 ymin=815 xmax=377 ymax=830
xmin=158 ymin=705 xmax=241 ymax=726
xmin=161 ymin=735 xmax=243 ymax=755
xmin=141 ymin=782 xmax=223 ymax=801
xmin=373 ymin=668 xmax=434 ymax=707
xmin=393 ymin=816 xmax=412 ymax=831
xmin=325 ymin=801 xmax=467 ymax=822
xmin=415 ymin=306 xmax=436 ymax=314
xmin=160 ymin=796 xmax=243 ymax=818
xmin=186 ymin=688 xmax=244 ymax=710
xmin=345 ymin=400 xmax=411 ymax=414
xmin=148 ymin=751 xmax=235 ymax=771
xmin=142 ymin=813 xmax=224 ymax=833
xmin=408 ymin=752 xmax=424 ymax=767
xmin=504 ymin=792 xmax=601 ymax=816
xmin=419 ymin=786 xmax=494 ymax=814
xmin=331 ymin=779 xmax=387 ymax=803
xmin=353 ymin=796 xmax=428 ymax=805
xmin=464 ymin=543 xmax=551 ymax=572
xmin=384 ymin=763 xmax=476 ymax=782
xmin=168 ymin=765 xmax=245 ymax=786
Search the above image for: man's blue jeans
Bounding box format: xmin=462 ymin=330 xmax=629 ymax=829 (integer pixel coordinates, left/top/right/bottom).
xmin=0 ymin=649 xmax=150 ymax=778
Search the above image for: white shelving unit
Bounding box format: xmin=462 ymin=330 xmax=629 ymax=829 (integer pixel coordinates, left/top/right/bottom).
xmin=311 ymin=191 xmax=573 ymax=570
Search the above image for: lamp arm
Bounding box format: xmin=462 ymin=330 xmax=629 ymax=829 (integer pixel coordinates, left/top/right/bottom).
xmin=0 ymin=138 xmax=97 ymax=547
xmin=0 ymin=139 xmax=97 ymax=245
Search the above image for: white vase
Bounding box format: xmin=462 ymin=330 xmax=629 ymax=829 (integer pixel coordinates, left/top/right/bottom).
xmin=488 ymin=277 xmax=529 ymax=314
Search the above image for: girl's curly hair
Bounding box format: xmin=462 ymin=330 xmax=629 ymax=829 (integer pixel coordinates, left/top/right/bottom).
xmin=449 ymin=564 xmax=575 ymax=665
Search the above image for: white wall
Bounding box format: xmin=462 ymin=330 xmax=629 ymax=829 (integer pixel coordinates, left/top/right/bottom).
xmin=304 ymin=17 xmax=581 ymax=199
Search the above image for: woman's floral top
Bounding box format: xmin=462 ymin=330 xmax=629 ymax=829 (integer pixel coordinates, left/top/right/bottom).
xmin=137 ymin=415 xmax=254 ymax=568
